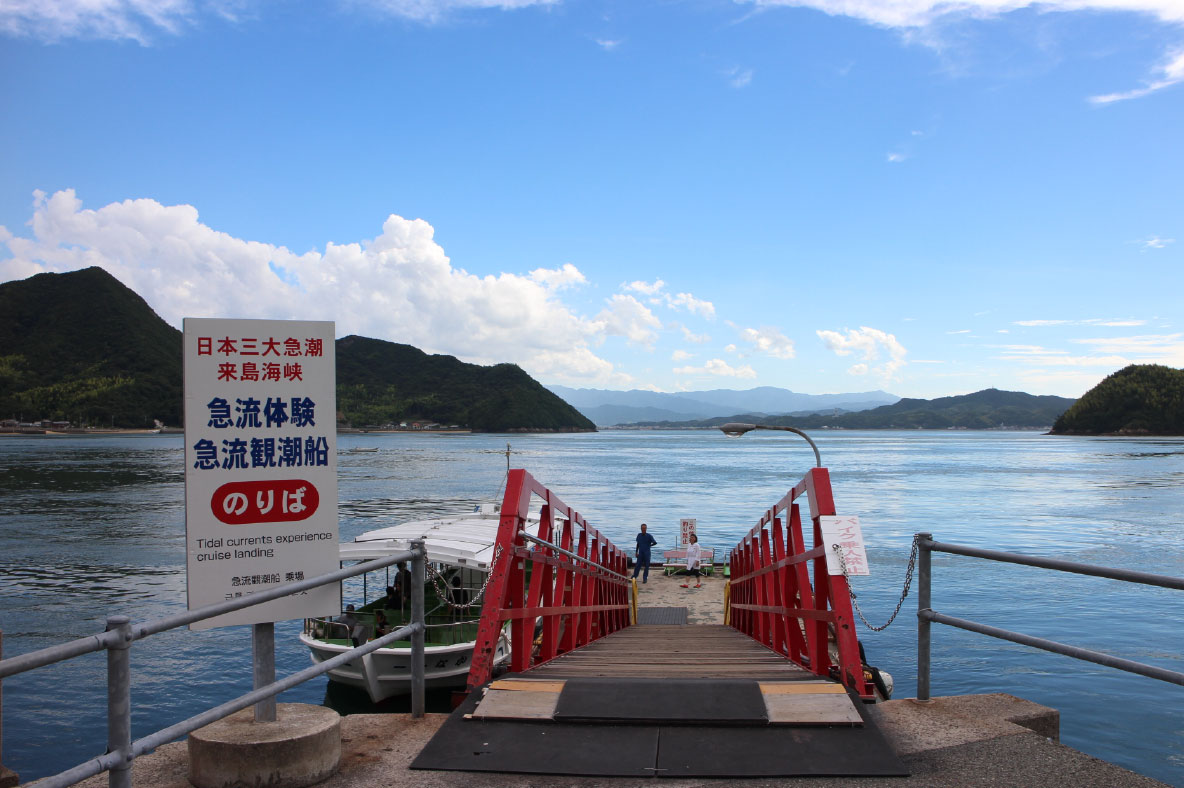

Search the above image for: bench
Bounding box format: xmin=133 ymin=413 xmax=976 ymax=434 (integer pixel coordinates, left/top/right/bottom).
xmin=663 ymin=547 xmax=714 ymax=576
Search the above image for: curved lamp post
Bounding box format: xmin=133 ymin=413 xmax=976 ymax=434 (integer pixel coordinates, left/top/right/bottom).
xmin=718 ymin=422 xmax=822 ymax=468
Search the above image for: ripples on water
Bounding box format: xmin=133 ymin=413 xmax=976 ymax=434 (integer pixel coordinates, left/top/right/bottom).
xmin=1 ymin=431 xmax=1181 ymax=785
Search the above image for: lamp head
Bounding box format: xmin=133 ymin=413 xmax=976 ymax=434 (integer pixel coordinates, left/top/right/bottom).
xmin=719 ymin=422 xmax=757 ymax=438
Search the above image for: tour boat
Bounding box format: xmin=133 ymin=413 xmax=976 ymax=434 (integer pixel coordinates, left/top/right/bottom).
xmin=300 ymin=503 xmax=536 ymax=701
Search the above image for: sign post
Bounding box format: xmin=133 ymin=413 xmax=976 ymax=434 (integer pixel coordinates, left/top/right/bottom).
xmin=183 ymin=319 xmax=340 ymax=630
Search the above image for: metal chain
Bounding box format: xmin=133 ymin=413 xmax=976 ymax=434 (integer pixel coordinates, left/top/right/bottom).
xmin=833 ymin=534 xmax=919 ymax=632
xmin=425 ymin=543 xmax=502 ymax=611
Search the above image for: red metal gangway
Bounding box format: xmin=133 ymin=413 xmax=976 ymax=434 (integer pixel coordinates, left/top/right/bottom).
xmin=727 ymin=466 xmax=873 ymax=699
xmin=467 ymin=469 xmax=632 ymax=691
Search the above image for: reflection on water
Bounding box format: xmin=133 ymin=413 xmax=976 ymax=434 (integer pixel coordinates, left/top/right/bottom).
xmin=1 ymin=431 xmax=1181 ymax=785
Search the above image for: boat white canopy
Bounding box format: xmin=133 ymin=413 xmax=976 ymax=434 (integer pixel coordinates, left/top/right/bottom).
xmin=337 ymin=504 xmax=541 ymax=572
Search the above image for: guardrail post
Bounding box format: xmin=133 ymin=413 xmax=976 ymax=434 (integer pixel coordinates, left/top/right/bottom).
xmin=106 ymin=616 xmax=133 ymax=788
xmin=410 ymin=541 xmax=426 ymax=718
xmin=916 ymin=533 xmax=932 ymax=702
xmin=0 ymin=630 xmax=19 ymax=788
xmin=252 ymin=623 xmax=276 ymax=722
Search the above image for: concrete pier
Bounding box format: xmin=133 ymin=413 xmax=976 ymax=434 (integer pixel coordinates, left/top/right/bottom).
xmin=74 ymin=693 xmax=1167 ymax=788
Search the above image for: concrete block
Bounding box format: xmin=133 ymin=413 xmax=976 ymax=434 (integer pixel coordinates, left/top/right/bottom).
xmin=0 ymin=764 xmax=19 ymax=788
xmin=188 ymin=703 xmax=341 ymax=788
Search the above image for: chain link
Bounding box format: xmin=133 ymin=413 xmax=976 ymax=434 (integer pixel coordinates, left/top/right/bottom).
xmin=833 ymin=534 xmax=919 ymax=632
xmin=425 ymin=543 xmax=502 ymax=611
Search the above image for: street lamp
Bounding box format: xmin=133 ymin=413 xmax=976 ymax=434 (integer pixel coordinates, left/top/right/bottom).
xmin=718 ymin=422 xmax=822 ymax=467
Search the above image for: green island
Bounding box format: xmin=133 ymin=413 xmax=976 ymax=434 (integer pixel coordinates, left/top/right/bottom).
xmin=0 ymin=267 xmax=594 ymax=433
xmin=619 ymin=388 xmax=1077 ymax=431
xmin=1049 ymin=364 xmax=1184 ymax=436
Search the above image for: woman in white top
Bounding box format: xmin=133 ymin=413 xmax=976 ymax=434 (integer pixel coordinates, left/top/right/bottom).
xmin=681 ymin=532 xmax=703 ymax=589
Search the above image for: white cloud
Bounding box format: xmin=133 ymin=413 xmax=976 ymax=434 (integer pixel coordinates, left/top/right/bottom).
xmin=595 ymin=38 xmax=621 ymax=51
xmin=0 ymin=189 xmax=628 ymax=384
xmin=947 ymin=329 xmax=970 ymax=334
xmin=741 ymin=0 xmax=1184 ymax=31
xmin=723 ymin=66 xmax=754 ymax=88
xmin=724 ymin=343 xmax=737 ymax=353
xmin=816 ymin=325 xmax=907 ymax=380
xmin=0 ymin=0 xmax=197 ymax=43
xmin=594 ymin=294 xmax=663 ymax=347
xmin=1090 ymin=49 xmax=1184 ymax=104
xmin=673 ymin=359 xmax=757 ymax=378
xmin=993 ymin=333 xmax=1184 ymax=368
xmin=738 ymin=326 xmax=796 ymax=359
xmin=1014 ymin=318 xmax=1148 ymax=327
xmin=671 ymin=349 xmax=692 ymax=361
xmin=0 ymin=0 xmax=559 ymax=42
xmin=623 ymin=279 xmax=665 ymax=296
xmin=678 ymin=324 xmax=711 ymax=344
xmin=667 ymin=291 xmax=716 ymax=318
xmin=530 ymin=263 xmax=586 ymax=290
xmin=887 ymin=152 xmax=906 ymax=163
xmin=1072 ymin=333 xmax=1184 ymax=364
xmin=741 ymin=1 xmax=1184 ymax=103
xmin=622 ymin=280 xmax=715 ymax=318
xmin=1139 ymin=236 xmax=1176 ymax=250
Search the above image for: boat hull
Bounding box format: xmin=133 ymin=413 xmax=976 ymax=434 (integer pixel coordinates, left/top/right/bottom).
xmin=300 ymin=632 xmax=510 ymax=702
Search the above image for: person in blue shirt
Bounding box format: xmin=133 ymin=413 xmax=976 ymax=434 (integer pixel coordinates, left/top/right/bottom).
xmin=632 ymin=523 xmax=658 ymax=583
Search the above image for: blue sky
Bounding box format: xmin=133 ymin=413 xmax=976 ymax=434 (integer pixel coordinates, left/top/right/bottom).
xmin=1 ymin=0 xmax=1181 ymax=399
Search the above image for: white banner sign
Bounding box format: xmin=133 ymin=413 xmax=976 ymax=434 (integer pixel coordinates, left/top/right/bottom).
xmin=183 ymin=318 xmax=340 ymax=630
xmin=819 ymin=515 xmax=870 ymax=576
xmin=680 ymin=518 xmax=697 ymax=547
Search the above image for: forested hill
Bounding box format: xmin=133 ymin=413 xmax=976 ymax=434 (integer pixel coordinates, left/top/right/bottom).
xmin=1050 ymin=365 xmax=1184 ymax=435
xmin=335 ymin=336 xmax=594 ymax=432
xmin=0 ymin=267 xmax=594 ymax=432
xmin=623 ymin=388 xmax=1076 ymax=430
xmin=0 ymin=266 xmax=184 ymax=426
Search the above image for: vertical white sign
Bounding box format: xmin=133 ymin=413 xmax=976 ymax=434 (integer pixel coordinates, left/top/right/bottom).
xmin=183 ymin=318 xmax=340 ymax=630
xmin=819 ymin=515 xmax=870 ymax=576
xmin=680 ymin=518 xmax=697 ymax=547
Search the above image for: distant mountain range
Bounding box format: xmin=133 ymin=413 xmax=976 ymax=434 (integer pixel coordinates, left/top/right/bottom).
xmin=546 ymin=384 xmax=900 ymax=427
xmin=620 ymin=388 xmax=1077 ymax=431
xmin=0 ymin=267 xmax=594 ymax=432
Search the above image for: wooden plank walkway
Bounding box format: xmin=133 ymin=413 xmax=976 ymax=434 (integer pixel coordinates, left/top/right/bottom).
xmin=523 ymin=624 xmax=816 ymax=680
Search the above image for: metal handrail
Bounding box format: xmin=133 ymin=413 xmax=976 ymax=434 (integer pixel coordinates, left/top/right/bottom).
xmin=466 ymin=469 xmax=630 ymax=690
xmin=520 ymin=531 xmax=631 ymax=581
xmin=0 ymin=544 xmax=428 ymax=788
xmin=916 ymin=532 xmax=1184 ymax=701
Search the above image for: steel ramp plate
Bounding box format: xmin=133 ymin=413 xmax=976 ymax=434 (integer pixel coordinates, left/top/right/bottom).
xmin=411 ymin=675 xmax=909 ymax=777
xmin=636 ymin=606 xmax=688 ymax=625
xmin=411 ymin=681 xmax=660 ymax=777
xmin=553 ymin=677 xmax=767 ymax=724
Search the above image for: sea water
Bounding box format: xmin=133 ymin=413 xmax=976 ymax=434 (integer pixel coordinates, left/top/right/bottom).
xmin=0 ymin=430 xmax=1181 ymax=784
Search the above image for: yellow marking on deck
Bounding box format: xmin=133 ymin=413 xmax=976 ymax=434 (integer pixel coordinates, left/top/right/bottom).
xmin=489 ymin=679 xmax=566 ymax=693
xmin=759 ymin=682 xmax=846 ymax=695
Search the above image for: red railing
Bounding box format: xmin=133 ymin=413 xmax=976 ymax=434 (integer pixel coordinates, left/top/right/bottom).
xmin=467 ymin=469 xmax=631 ymax=690
xmin=727 ymin=466 xmax=872 ymax=699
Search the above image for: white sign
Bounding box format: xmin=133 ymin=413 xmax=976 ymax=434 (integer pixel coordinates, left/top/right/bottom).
xmin=680 ymin=518 xmax=697 ymax=546
xmin=183 ymin=319 xmax=340 ymax=630
xmin=819 ymin=515 xmax=869 ymax=576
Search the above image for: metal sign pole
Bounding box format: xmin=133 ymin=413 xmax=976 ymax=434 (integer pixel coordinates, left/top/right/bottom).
xmin=106 ymin=616 xmax=132 ymax=788
xmin=410 ymin=541 xmax=426 ymax=718
xmin=0 ymin=630 xmax=19 ymax=788
xmin=252 ymin=623 xmax=276 ymax=722
xmin=916 ymin=532 xmax=933 ymax=702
